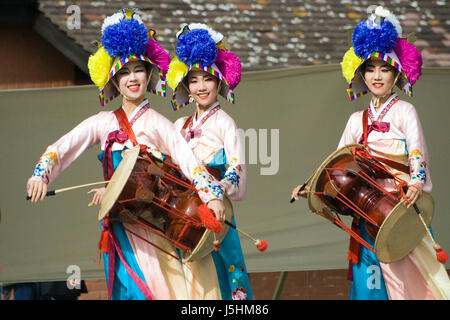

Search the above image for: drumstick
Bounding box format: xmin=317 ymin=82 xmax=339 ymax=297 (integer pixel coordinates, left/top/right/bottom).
xmin=290 ymin=182 xmax=307 ymax=203
xmin=26 ymin=180 xmax=111 ymax=200
xmin=198 ymin=204 xmax=267 ymax=251
xmin=224 ymin=220 xmax=267 ymax=251
xmin=224 ymin=220 xmax=254 ymax=240
xmin=401 ymin=186 xmax=430 ymax=231
xmin=412 ymin=203 xmax=448 ymax=262
xmin=290 ymin=173 xmax=314 ymax=203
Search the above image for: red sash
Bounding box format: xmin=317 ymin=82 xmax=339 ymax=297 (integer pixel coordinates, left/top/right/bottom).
xmin=114 ymin=107 xmax=139 ymax=146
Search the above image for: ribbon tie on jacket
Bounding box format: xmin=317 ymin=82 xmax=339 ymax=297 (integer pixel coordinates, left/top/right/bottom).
xmin=103 ymin=129 xmax=129 ymax=180
xmin=184 ymin=128 xmax=202 ymax=142
xmin=358 ymin=121 xmax=390 ymax=144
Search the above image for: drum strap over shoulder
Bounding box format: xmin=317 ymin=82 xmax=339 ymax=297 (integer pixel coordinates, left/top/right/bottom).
xmin=182 ymin=115 xmax=193 ymax=131
xmin=362 ymin=109 xmax=369 ymax=149
xmin=102 ymin=107 xmax=142 ymax=180
xmin=114 ymin=107 xmax=139 ymax=146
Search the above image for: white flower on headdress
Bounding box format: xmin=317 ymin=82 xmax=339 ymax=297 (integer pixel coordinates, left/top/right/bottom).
xmin=176 ymin=23 xmax=223 ymax=43
xmin=101 ymin=9 xmax=144 ymax=34
xmin=385 ymin=13 xmax=402 ymax=37
xmin=101 ymin=12 xmax=123 ymax=33
xmin=367 ymin=6 xmax=402 ymax=36
xmin=375 ymin=6 xmax=390 ymax=18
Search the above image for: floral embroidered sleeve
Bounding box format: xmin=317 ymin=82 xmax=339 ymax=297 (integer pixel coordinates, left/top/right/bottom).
xmin=31 ymin=152 xmax=57 ymax=184
xmin=221 ymin=157 xmax=244 ymax=200
xmin=192 ymin=166 xmax=225 ymax=203
xmin=401 ymin=103 xmax=429 ymax=190
xmin=408 ymin=149 xmax=426 ymax=188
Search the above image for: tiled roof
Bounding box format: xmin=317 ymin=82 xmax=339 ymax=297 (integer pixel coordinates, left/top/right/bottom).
xmin=38 ymin=0 xmax=450 ymax=71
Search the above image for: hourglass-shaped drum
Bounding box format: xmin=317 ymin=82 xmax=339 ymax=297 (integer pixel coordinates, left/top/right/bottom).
xmin=99 ymin=145 xmax=232 ymax=262
xmin=307 ymin=144 xmax=434 ymax=263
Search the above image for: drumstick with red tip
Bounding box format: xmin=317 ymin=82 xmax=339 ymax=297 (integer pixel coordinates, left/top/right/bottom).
xmin=198 ymin=204 xmax=267 ymax=252
xmin=26 ymin=180 xmax=111 ymax=200
xmin=224 ymin=220 xmax=268 ymax=252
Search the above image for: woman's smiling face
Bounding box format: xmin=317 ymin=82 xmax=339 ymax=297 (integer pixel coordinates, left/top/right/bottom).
xmin=115 ymin=60 xmax=148 ymax=101
xmin=363 ymin=59 xmax=397 ymax=98
xmin=187 ymin=69 xmax=219 ymax=108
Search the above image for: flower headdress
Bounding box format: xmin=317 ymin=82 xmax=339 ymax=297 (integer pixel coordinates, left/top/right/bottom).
xmin=87 ymin=8 xmax=170 ymax=106
xmin=340 ymin=6 xmax=423 ymax=101
xmin=165 ymin=23 xmax=242 ymax=110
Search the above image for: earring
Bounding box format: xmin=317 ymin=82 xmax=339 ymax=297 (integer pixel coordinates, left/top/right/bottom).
xmin=189 ymin=95 xmax=194 ymax=104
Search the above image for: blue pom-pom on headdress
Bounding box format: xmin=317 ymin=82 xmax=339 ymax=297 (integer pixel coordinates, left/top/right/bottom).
xmin=102 ymin=18 xmax=148 ymax=58
xmin=352 ymin=19 xmax=398 ymax=58
xmin=176 ymin=29 xmax=217 ymax=66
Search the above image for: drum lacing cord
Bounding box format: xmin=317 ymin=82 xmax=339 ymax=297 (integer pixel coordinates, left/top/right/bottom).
xmin=142 ymin=152 xmax=194 ymax=190
xmin=332 ymin=215 xmax=375 ymax=254
xmin=114 ymin=188 xmax=203 ymax=252
xmin=122 ymin=219 xmax=198 ymax=273
xmin=353 ymin=148 xmax=449 ymax=263
xmin=313 ymin=206 xmax=375 ymax=254
xmin=351 ymin=147 xmax=425 ymax=212
xmin=132 ymin=172 xmax=202 ymax=226
xmin=323 ymin=168 xmax=378 ymax=227
xmin=352 ymin=148 xmax=415 ymax=204
xmin=352 ymin=147 xmax=406 ymax=202
xmin=121 ymin=221 xmax=180 ymax=261
xmin=313 ymin=194 xmax=375 ymax=253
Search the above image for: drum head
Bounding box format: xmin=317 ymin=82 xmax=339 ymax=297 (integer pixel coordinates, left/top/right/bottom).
xmin=98 ymin=145 xmax=140 ymax=221
xmin=307 ymin=144 xmax=362 ymax=214
xmin=181 ymin=197 xmax=233 ymax=262
xmin=374 ymin=192 xmax=434 ymax=263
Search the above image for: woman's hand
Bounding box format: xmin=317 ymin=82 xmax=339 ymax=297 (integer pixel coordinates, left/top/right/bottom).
xmin=27 ymin=179 xmax=48 ymax=203
xmin=207 ymin=199 xmax=225 ymax=223
xmin=404 ymin=184 xmax=422 ymax=208
xmin=291 ymin=184 xmax=309 ymax=201
xmin=88 ymin=187 xmax=106 ymax=207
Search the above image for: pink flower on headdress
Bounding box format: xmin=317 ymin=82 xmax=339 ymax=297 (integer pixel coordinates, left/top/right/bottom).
xmin=215 ymin=49 xmax=242 ymax=90
xmin=146 ymin=38 xmax=170 ymax=77
xmin=394 ymin=39 xmax=423 ymax=86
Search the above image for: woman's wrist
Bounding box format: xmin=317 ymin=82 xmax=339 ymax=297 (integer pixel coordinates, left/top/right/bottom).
xmin=32 ymin=152 xmax=57 ymax=184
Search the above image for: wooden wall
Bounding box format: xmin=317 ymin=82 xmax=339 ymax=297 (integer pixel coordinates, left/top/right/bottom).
xmin=0 ymin=23 xmax=75 ymax=89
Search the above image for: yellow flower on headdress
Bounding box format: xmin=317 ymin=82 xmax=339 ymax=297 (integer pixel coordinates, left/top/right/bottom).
xmin=166 ymin=57 xmax=188 ymax=90
xmin=341 ymin=47 xmax=363 ymax=83
xmin=88 ymin=46 xmax=113 ymax=89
